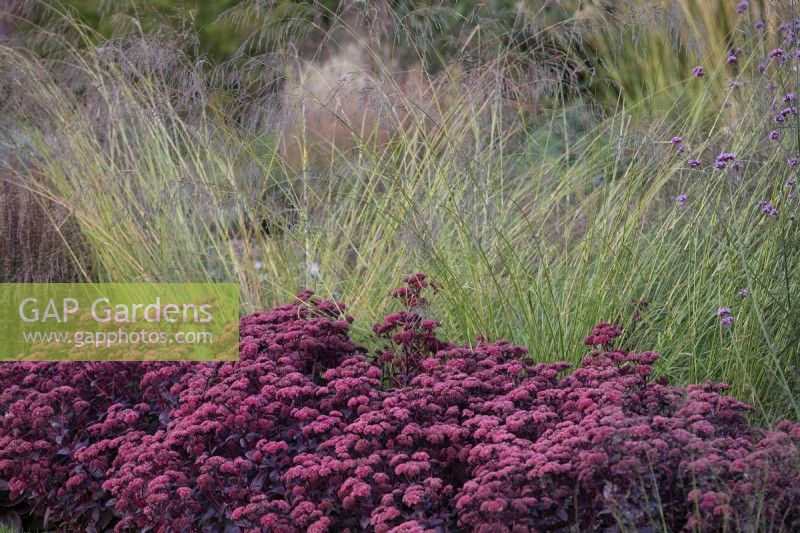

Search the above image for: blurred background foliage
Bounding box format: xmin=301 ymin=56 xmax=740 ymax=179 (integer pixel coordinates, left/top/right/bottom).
xmin=2 ymin=0 xmax=774 ymax=113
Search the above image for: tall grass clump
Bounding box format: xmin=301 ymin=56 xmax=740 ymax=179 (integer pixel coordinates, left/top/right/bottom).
xmin=0 ymin=1 xmax=798 ymax=423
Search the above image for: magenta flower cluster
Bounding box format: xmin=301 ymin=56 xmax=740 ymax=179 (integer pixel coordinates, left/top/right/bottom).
xmin=1 ymin=277 xmax=800 ymax=531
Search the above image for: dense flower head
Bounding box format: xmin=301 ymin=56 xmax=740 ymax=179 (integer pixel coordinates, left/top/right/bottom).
xmin=676 ymin=194 xmax=688 ymax=206
xmin=1 ymin=277 xmax=799 ymax=531
xmin=736 ymin=2 xmax=748 ymax=14
xmin=583 ymin=321 xmax=622 ymax=349
xmin=769 ymin=130 xmax=782 ymax=141
xmin=692 ymin=65 xmax=705 ymax=78
xmin=687 ymin=157 xmax=702 ymax=168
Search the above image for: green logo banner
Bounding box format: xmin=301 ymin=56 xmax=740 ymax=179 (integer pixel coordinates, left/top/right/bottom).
xmin=0 ymin=283 xmax=239 ymax=361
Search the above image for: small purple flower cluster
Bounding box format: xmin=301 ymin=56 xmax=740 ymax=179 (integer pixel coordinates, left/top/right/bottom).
xmin=758 ymin=200 xmax=779 ymax=218
xmin=717 ymin=307 xmax=734 ymax=327
xmin=774 ymin=106 xmax=796 ymax=123
xmin=670 ymin=136 xmax=686 ymax=154
xmin=714 ymin=152 xmax=736 ymax=170
xmin=1 ymin=278 xmax=800 ymax=531
xmin=769 ymin=48 xmax=785 ymax=61
xmin=736 ymin=2 xmax=748 ymax=15
xmin=727 ymin=48 xmax=742 ymax=64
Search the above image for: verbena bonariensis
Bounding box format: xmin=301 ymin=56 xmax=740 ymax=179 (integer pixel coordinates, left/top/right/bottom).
xmin=0 ymin=278 xmax=799 ymax=532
